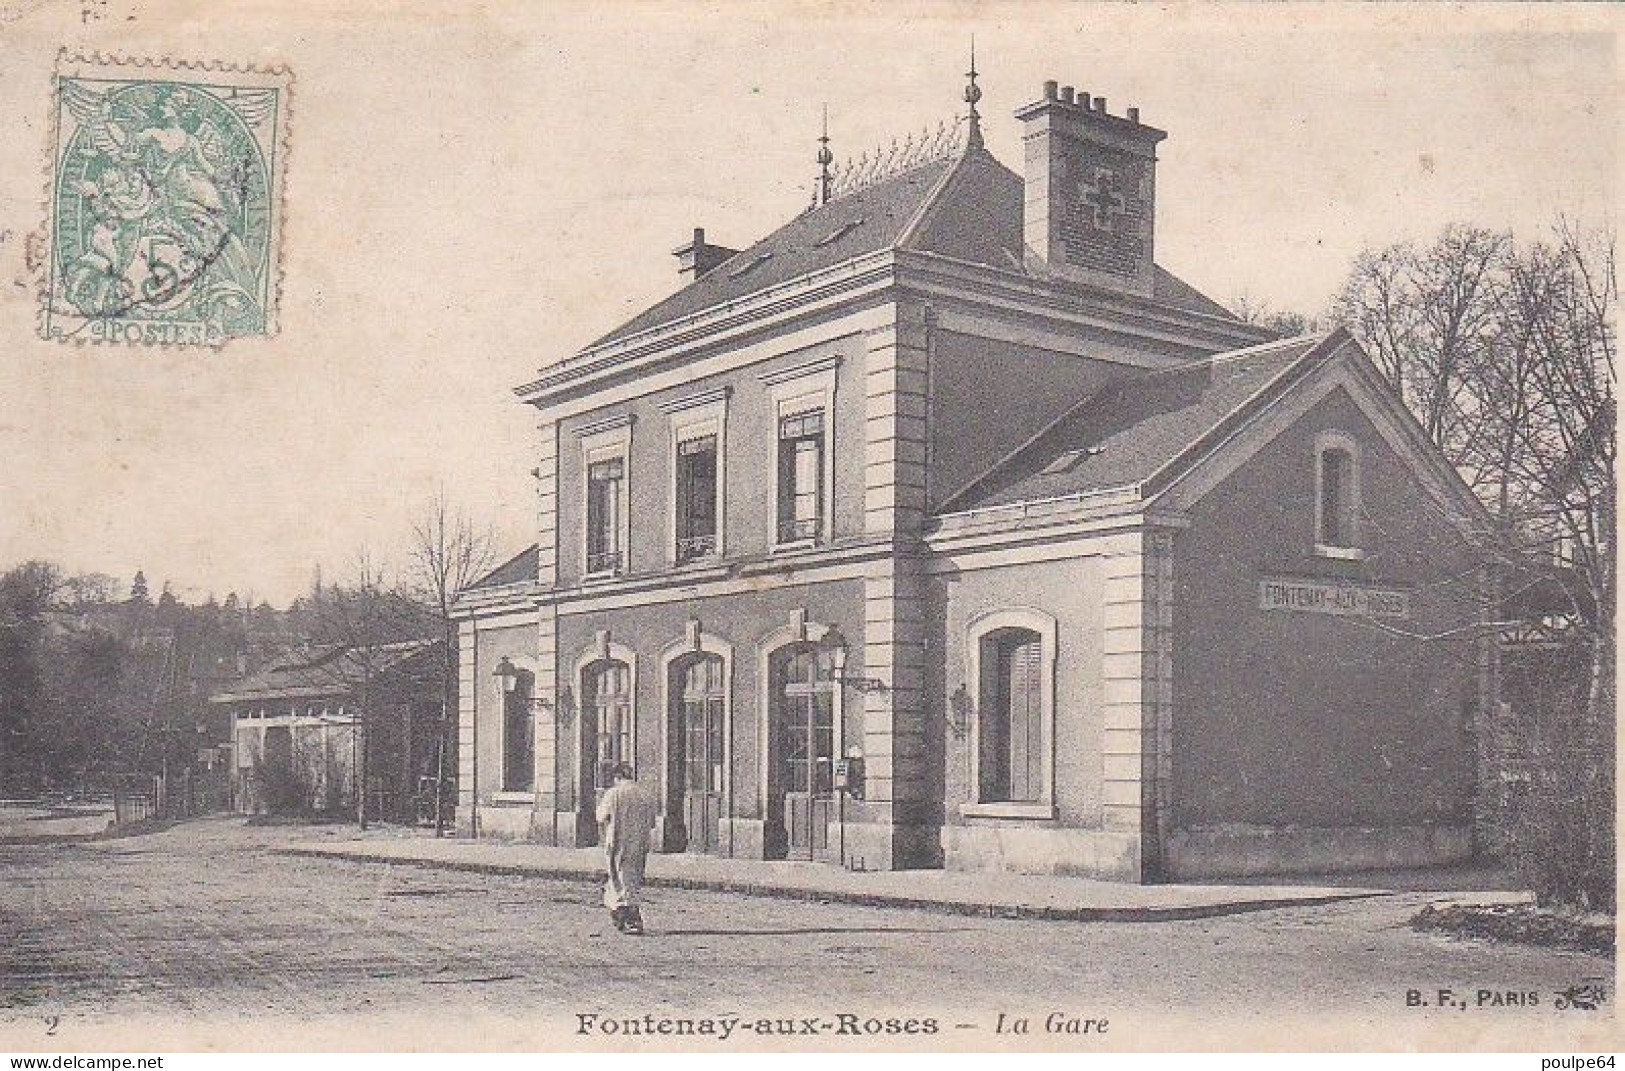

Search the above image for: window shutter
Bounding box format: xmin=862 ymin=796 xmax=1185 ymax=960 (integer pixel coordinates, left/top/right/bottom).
xmin=676 ymin=450 xmax=693 ymax=544
xmin=1014 ymin=638 xmax=1042 ymax=802
xmin=777 ymin=436 xmax=797 ymax=531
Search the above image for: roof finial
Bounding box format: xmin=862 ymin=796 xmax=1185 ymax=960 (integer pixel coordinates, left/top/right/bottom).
xmin=815 ymin=103 xmax=834 ymax=207
xmin=963 ymin=36 xmax=984 ymax=150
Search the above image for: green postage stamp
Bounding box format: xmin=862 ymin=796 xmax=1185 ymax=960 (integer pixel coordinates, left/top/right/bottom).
xmin=43 ymin=55 xmax=292 ymax=346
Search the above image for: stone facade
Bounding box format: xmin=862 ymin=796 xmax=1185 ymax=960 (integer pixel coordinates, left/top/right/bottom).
xmin=451 ymin=79 xmax=1493 ymax=882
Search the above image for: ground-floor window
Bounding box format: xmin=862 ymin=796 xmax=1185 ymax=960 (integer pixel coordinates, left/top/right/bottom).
xmin=979 ymin=628 xmax=1043 ymax=803
xmin=967 ymin=609 xmax=1057 ymax=810
xmin=502 ymin=673 xmax=534 ymax=792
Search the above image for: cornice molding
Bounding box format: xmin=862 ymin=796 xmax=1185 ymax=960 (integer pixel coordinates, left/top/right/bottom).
xmin=655 ymin=385 xmax=732 ymax=415
xmin=894 ymin=248 xmax=1273 ymax=352
xmin=758 ymin=353 xmax=842 ymax=387
xmin=515 ymin=252 xmax=897 ymax=405
xmin=573 ymin=412 xmax=634 ymax=438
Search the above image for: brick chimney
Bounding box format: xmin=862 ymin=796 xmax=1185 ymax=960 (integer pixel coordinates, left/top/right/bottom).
xmin=673 ymin=227 xmax=739 ymax=283
xmin=1016 ymin=81 xmax=1167 ymax=299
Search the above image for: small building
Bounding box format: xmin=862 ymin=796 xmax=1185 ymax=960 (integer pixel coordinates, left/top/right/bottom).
xmin=210 ymin=640 xmax=447 ymax=822
xmin=454 ymin=71 xmax=1495 ymax=881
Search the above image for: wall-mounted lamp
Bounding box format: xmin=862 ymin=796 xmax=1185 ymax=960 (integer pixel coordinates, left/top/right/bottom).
xmin=493 ymin=655 xmax=520 ymax=694
xmin=831 ymin=672 xmax=889 ymax=695
xmin=811 ymin=625 xmax=887 ymax=694
xmin=495 ymin=656 xmax=563 ymax=719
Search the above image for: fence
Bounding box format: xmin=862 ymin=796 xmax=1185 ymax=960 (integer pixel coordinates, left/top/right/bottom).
xmin=3 ymin=765 xmax=232 ymax=834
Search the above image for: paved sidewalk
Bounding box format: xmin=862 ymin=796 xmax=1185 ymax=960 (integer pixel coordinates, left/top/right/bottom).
xmin=277 ymin=833 xmax=1403 ymax=921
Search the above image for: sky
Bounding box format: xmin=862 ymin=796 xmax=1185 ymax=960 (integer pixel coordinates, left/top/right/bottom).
xmin=0 ymin=2 xmax=1617 ymax=606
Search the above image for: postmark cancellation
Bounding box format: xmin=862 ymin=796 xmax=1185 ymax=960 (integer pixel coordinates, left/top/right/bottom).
xmin=42 ymin=54 xmax=291 ymax=347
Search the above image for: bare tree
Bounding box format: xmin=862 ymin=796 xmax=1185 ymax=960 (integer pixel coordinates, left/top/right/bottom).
xmin=1332 ymin=225 xmax=1511 ymax=468
xmin=1228 ymin=291 xmax=1320 ymax=338
xmin=406 ymin=490 xmax=496 ymax=835
xmin=310 ymin=547 xmax=437 ymax=829
xmin=1336 ymin=219 xmax=1615 ymax=909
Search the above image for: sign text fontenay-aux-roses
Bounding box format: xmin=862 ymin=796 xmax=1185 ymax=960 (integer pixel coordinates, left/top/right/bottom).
xmin=1258 ymin=579 xmax=1410 ymax=619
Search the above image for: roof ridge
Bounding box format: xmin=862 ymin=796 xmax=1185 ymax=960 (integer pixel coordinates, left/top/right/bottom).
xmin=893 ymin=141 xmax=982 ymax=250
xmin=1130 ymin=331 xmax=1328 ymax=382
xmin=1136 ymin=332 xmax=1349 ymax=496
xmin=824 ymin=115 xmax=968 ymax=203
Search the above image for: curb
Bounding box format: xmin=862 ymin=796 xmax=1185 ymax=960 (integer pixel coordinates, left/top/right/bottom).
xmin=0 ymin=816 xmax=184 ymax=846
xmin=273 ymin=845 xmax=1390 ymax=923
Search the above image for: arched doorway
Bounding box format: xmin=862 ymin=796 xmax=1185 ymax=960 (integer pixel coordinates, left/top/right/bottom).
xmin=768 ymin=643 xmax=836 ymax=860
xmin=669 ymin=653 xmax=725 ymax=852
xmin=579 ymin=657 xmax=632 ymax=846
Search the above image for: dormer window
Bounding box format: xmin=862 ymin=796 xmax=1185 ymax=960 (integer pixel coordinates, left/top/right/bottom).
xmin=1314 ymin=431 xmax=1363 ymax=559
xmin=726 ymin=251 xmax=772 ymax=279
xmin=1039 ymin=448 xmax=1086 ymax=476
xmin=813 ymin=219 xmax=865 ymax=248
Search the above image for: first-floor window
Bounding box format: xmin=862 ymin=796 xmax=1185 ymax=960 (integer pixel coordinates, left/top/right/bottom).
xmin=503 ymin=676 xmax=534 ymax=792
xmin=978 ymin=627 xmax=1043 ymax=803
xmin=777 ymin=410 xmax=824 ymax=544
xmin=584 ymin=659 xmax=632 ymax=791
xmin=675 ymin=435 xmax=718 ymax=561
xmin=586 ymin=457 xmax=625 ymax=574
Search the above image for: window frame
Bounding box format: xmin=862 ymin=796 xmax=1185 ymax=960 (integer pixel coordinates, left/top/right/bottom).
xmin=574 ymin=634 xmax=640 ymax=800
xmin=776 ymin=409 xmax=826 ymax=545
xmin=1313 ymin=430 xmax=1365 ymax=561
xmin=658 ymin=388 xmax=729 ymax=566
xmin=756 ymin=613 xmax=846 ymax=826
xmin=761 ymin=357 xmax=839 ymax=551
xmin=658 ymin=624 xmax=735 ymax=829
xmin=962 ymin=608 xmax=1058 ymax=819
xmin=576 ymin=415 xmax=634 ymax=579
xmin=493 ymin=660 xmax=537 ymax=801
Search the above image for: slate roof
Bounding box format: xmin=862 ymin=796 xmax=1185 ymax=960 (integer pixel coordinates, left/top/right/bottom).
xmin=466 ymin=545 xmax=539 ymax=591
xmin=943 ymin=334 xmax=1338 ymax=511
xmin=584 ymin=145 xmax=1237 ymax=351
xmin=587 ymin=158 xmax=956 ymax=349
xmin=208 ymin=639 xmax=440 ymax=705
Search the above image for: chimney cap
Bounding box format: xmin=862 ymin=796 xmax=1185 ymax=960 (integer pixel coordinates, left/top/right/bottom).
xmin=1013 ymin=84 xmax=1169 ymax=143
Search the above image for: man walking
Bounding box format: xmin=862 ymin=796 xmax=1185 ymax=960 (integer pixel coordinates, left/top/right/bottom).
xmin=595 ymin=762 xmax=659 ymax=935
